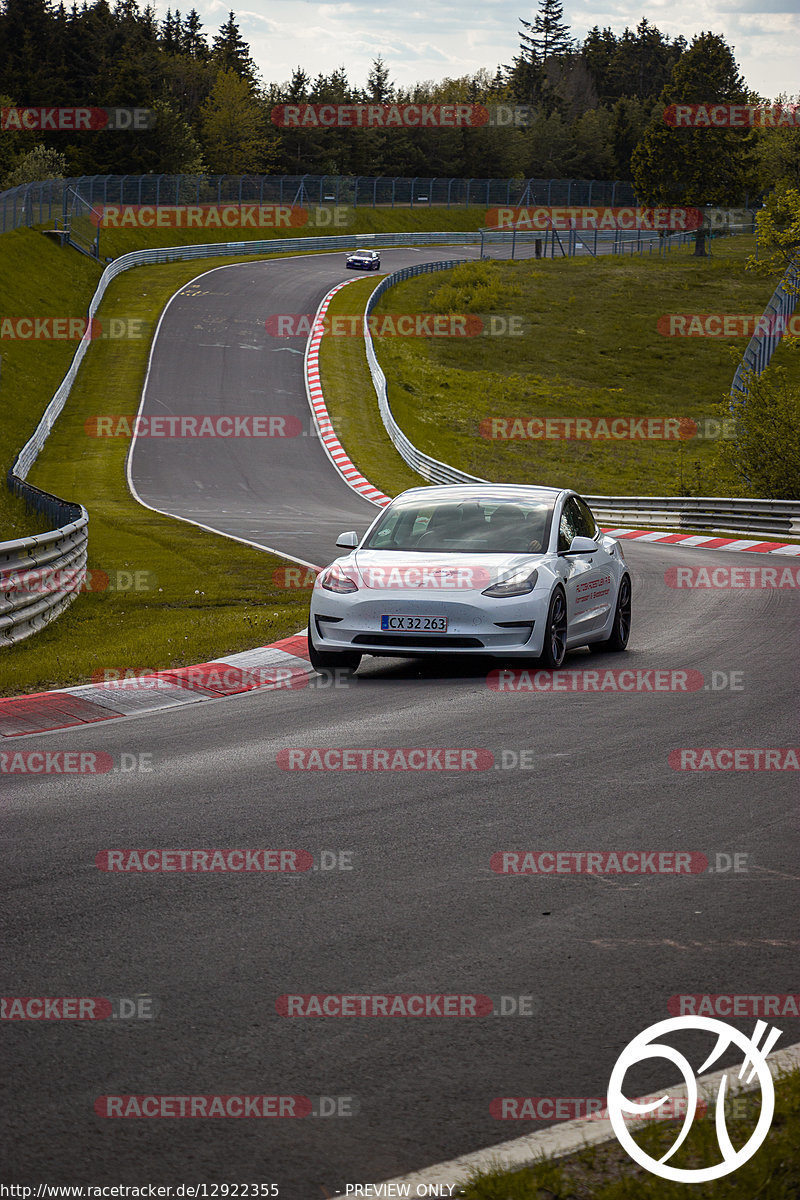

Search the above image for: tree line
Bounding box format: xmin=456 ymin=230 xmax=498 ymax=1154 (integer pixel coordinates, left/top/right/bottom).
xmin=0 ymin=0 xmax=797 ymax=200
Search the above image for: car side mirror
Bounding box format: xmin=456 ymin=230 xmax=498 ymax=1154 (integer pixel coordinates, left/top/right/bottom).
xmin=563 ymin=535 xmax=599 ymax=555
xmin=336 ymin=531 xmax=359 ymax=549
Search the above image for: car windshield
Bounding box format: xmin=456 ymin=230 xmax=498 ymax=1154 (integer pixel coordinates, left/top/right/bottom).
xmin=362 ymin=495 xmax=555 ymax=554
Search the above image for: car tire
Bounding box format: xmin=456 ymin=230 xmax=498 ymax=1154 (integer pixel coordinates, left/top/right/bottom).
xmin=589 ymin=574 xmax=631 ymax=654
xmin=308 ymin=628 xmax=362 ymax=674
xmin=539 ymin=587 xmax=567 ymax=669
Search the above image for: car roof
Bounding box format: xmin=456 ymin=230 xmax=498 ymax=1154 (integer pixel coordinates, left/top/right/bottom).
xmin=392 ymin=484 xmax=568 ymax=504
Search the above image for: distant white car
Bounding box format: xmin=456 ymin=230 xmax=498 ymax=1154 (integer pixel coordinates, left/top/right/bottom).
xmin=308 ymin=484 xmax=631 ymax=673
xmin=346 ymin=249 xmax=381 ymax=270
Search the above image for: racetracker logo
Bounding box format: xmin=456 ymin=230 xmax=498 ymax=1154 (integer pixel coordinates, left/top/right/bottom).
xmin=0 ymin=107 xmax=153 ymax=131
xmin=669 ymin=995 xmax=800 ymax=1018
xmin=669 ymin=748 xmax=799 ymax=770
xmin=481 ymin=417 xmax=695 ymax=441
xmin=95 ymin=1095 xmax=312 ymax=1118
xmin=272 ymin=103 xmax=491 ymax=127
xmin=1 ymin=996 xmax=157 ymax=1020
xmin=92 ymin=204 xmax=318 ymax=229
xmin=664 ymin=103 xmax=799 ymax=127
xmin=666 ymin=565 xmax=800 ymax=589
xmin=84 ymin=415 xmax=302 ymax=438
xmin=276 ymin=748 xmax=494 ymax=770
xmin=490 ymin=851 xmax=708 ymax=874
xmin=487 ymin=669 xmax=705 ymax=692
xmin=276 ymin=993 xmax=536 ymax=1016
xmin=265 ymin=313 xmax=485 ymax=338
xmin=0 ymin=751 xmax=114 ymax=774
xmin=1 ymin=568 xmax=155 ymax=595
xmin=658 ymin=314 xmax=800 ymax=337
xmin=486 ymin=206 xmax=703 ymax=231
xmin=491 ymin=1096 xmax=705 ymax=1120
xmin=95 ymin=849 xmax=313 ymax=872
xmin=0 ymin=318 xmax=145 ymax=340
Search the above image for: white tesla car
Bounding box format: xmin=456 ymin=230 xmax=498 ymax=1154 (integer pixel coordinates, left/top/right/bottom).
xmin=307 ymin=485 xmax=631 ymax=673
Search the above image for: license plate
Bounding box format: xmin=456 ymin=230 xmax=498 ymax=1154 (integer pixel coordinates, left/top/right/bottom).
xmin=380 ymin=615 xmax=448 ymax=632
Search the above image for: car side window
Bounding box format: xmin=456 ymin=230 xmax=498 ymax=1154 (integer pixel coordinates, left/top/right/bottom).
xmin=573 ymin=497 xmax=597 ymax=540
xmin=558 ymin=499 xmax=579 ymax=551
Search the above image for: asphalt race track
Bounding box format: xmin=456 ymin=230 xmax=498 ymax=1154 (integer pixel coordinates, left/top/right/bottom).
xmin=2 ymin=249 xmax=799 ymax=1194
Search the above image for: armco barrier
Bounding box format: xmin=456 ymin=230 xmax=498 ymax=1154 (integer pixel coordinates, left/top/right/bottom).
xmin=731 ymin=258 xmax=799 ymax=399
xmin=1 ymin=476 xmax=87 ymax=645
xmin=362 ymin=259 xmax=800 ymax=537
xmin=3 ymin=231 xmax=491 ymax=643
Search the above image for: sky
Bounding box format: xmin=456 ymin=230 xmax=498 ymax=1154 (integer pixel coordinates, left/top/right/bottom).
xmin=196 ymin=0 xmax=799 ymax=100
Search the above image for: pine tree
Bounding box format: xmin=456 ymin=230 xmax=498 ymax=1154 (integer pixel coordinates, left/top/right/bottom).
xmin=211 ymin=11 xmax=257 ymax=84
xmin=519 ymin=0 xmax=572 ymax=64
xmin=367 ymin=56 xmax=393 ymax=102
xmin=631 ymin=32 xmax=752 ymax=254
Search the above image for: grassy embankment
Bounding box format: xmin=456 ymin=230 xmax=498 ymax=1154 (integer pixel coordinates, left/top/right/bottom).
xmin=319 ymin=234 xmax=798 ymax=500
xmin=0 ymin=208 xmax=489 ymax=693
xmin=460 ymin=1064 xmax=799 ymax=1199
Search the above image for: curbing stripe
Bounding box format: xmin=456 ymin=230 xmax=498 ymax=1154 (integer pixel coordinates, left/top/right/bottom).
xmin=0 ymin=634 xmax=315 ymax=738
xmin=303 ymin=279 xmax=392 ymax=508
xmin=365 ymin=1041 xmax=800 ymax=1188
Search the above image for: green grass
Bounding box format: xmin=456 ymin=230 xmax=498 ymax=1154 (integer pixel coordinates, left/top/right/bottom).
xmin=0 ymin=245 xmax=315 ymax=695
xmin=460 ymin=1065 xmax=800 ymax=1199
xmin=0 ymin=228 xmax=104 ymax=539
xmin=352 ymin=235 xmax=794 ymax=498
xmin=97 ymin=204 xmax=490 ymax=259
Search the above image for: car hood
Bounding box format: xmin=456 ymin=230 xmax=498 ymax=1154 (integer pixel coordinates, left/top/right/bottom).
xmin=348 ymin=549 xmax=542 ymax=590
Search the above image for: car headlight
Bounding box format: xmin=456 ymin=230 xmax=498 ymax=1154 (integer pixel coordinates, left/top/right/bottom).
xmin=482 ymin=568 xmax=539 ymax=598
xmin=319 ymin=565 xmax=359 ymax=594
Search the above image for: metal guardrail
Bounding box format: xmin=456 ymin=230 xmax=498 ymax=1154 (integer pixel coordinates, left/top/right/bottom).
xmin=4 ymin=229 xmax=517 ymax=643
xmin=0 ymin=174 xmax=640 ymax=234
xmin=731 ymin=258 xmax=799 ymax=399
xmin=5 ymin=230 xmax=794 ymax=646
xmin=1 ymin=476 xmax=87 ymax=645
xmin=362 ymin=259 xmax=800 ymax=538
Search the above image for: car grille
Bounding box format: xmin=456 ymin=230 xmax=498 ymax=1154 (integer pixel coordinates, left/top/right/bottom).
xmin=352 ymin=634 xmax=485 ymax=649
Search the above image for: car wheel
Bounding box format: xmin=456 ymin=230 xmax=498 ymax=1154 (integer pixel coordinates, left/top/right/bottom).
xmin=539 ymin=587 xmax=567 ymax=669
xmin=589 ymin=574 xmax=631 ymax=653
xmin=308 ymin=628 xmax=362 ymax=674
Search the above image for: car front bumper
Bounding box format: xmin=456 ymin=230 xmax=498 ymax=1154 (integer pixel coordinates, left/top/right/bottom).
xmin=310 ymin=590 xmax=550 ymax=657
